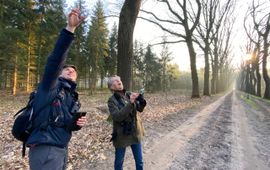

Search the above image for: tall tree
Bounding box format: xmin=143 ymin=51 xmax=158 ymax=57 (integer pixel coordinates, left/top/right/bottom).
xmin=133 ymin=40 xmax=145 ymax=90
xmin=210 ymin=0 xmax=235 ymax=94
xmin=0 ymin=0 xmax=36 ymax=94
xmin=213 ymin=18 xmax=234 ymax=93
xmin=0 ymin=1 xmax=25 ymax=90
xmin=0 ymin=0 xmax=66 ymax=94
xmin=117 ymin=0 xmax=142 ymax=90
xmin=250 ymin=0 xmax=270 ymax=99
xmin=67 ymin=0 xmax=89 ymax=89
xmin=242 ymin=0 xmax=270 ymax=99
xmin=105 ymin=22 xmax=118 ymax=76
xmin=34 ymin=0 xmax=66 ymax=84
xmin=86 ymin=0 xmax=109 ymax=90
xmin=141 ymin=0 xmax=202 ymax=98
xmin=244 ymin=19 xmax=262 ymax=97
xmin=195 ymin=0 xmax=233 ymax=96
xmin=144 ymin=45 xmax=162 ymax=92
xmin=159 ymin=37 xmax=172 ymax=92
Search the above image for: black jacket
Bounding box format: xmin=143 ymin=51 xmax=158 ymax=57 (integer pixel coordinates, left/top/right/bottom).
xmin=26 ymin=29 xmax=80 ymax=148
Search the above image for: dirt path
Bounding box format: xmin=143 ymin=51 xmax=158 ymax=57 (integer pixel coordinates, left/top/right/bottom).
xmin=138 ymin=93 xmax=229 ymax=170
xmin=231 ymin=92 xmax=269 ymax=170
xmin=119 ymin=91 xmax=270 ymax=170
xmin=2 ymin=91 xmax=269 ymax=169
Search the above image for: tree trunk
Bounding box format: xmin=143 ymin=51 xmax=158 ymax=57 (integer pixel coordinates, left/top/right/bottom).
xmin=117 ymin=0 xmax=141 ymax=90
xmin=100 ymin=72 xmax=104 ymax=89
xmin=262 ymin=43 xmax=270 ymax=99
xmin=250 ymin=62 xmax=256 ymax=95
xmin=26 ymin=34 xmax=31 ymax=92
xmin=162 ymin=63 xmax=166 ymax=92
xmin=186 ymin=37 xmax=200 ymax=98
xmin=253 ymin=47 xmax=261 ymax=97
xmin=211 ymin=64 xmax=217 ymax=94
xmin=211 ymin=39 xmax=219 ymax=94
xmin=85 ymin=66 xmax=88 ymax=89
xmin=245 ymin=64 xmax=251 ymax=93
xmin=203 ymin=47 xmax=210 ymax=96
xmin=12 ymin=56 xmax=18 ymax=95
xmin=255 ymin=62 xmax=261 ymax=97
xmin=216 ymin=68 xmax=221 ymax=93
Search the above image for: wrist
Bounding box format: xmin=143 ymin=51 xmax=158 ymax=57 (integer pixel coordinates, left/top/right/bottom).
xmin=65 ymin=25 xmax=76 ymax=33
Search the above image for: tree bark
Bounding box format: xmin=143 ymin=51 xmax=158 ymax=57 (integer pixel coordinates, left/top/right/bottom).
xmin=203 ymin=46 xmax=210 ymax=96
xmin=186 ymin=36 xmax=200 ymax=98
xmin=117 ymin=0 xmax=141 ymax=90
xmin=262 ymin=40 xmax=270 ymax=99
xmin=211 ymin=38 xmax=219 ymax=94
xmin=12 ymin=55 xmax=18 ymax=95
xmin=255 ymin=57 xmax=261 ymax=97
xmin=26 ymin=35 xmax=31 ymax=92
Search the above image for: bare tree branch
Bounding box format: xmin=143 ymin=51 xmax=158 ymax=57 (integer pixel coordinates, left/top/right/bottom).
xmin=138 ymin=15 xmax=186 ymax=39
xmin=140 ymin=9 xmax=181 ymax=25
xmin=149 ymin=40 xmax=186 ymax=47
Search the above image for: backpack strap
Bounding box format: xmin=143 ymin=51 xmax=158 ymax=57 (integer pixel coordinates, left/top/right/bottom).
xmin=13 ymin=107 xmax=28 ymax=118
xmin=22 ymin=142 xmax=26 ymax=157
xmin=37 ymin=87 xmax=66 ymax=130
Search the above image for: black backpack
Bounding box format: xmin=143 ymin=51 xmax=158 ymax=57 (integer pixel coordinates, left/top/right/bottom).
xmin=12 ymin=91 xmax=56 ymax=157
xmin=12 ymin=92 xmax=36 ymax=142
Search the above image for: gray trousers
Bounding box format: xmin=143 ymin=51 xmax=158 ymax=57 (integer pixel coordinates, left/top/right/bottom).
xmin=29 ymin=145 xmax=68 ymax=170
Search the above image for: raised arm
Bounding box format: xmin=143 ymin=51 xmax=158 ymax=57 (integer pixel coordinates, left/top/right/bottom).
xmin=41 ymin=9 xmax=85 ymax=90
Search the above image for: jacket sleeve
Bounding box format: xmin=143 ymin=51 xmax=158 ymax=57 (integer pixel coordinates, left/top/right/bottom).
xmin=108 ymin=97 xmax=134 ymax=122
xmin=41 ymin=29 xmax=75 ymax=90
xmin=135 ymin=98 xmax=147 ymax=112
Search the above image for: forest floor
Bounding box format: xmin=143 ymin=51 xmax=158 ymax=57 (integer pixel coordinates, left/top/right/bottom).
xmin=0 ymin=90 xmax=270 ymax=170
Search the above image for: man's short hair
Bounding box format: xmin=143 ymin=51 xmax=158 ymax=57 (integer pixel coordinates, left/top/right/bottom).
xmin=63 ymin=64 xmax=77 ymax=72
xmin=107 ymin=75 xmax=120 ymax=89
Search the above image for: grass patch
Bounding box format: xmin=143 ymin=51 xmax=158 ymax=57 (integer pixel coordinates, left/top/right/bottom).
xmin=238 ymin=90 xmax=270 ymax=105
xmin=249 ymin=94 xmax=270 ymax=104
xmin=240 ymin=94 xmax=259 ymax=109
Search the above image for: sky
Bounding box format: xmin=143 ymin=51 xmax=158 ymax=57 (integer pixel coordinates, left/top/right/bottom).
xmin=65 ymin=0 xmax=268 ymax=71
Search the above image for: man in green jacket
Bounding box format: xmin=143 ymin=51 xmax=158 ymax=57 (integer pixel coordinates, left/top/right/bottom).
xmin=107 ymin=75 xmax=146 ymax=170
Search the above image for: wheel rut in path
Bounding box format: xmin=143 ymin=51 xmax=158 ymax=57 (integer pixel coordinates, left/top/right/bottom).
xmin=125 ymin=92 xmax=232 ymax=170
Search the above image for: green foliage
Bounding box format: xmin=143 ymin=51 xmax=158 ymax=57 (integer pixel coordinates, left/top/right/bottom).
xmin=144 ymin=45 xmax=162 ymax=92
xmin=132 ymin=41 xmax=182 ymax=93
xmin=0 ymin=0 xmax=66 ymax=90
xmin=68 ymin=0 xmax=89 ymax=85
xmin=105 ymin=22 xmax=118 ymax=76
xmin=159 ymin=37 xmax=172 ymax=91
xmin=86 ymin=0 xmax=109 ymax=89
xmin=133 ymin=40 xmax=145 ymax=90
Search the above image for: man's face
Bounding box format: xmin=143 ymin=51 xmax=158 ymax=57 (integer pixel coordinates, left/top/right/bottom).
xmin=111 ymin=77 xmax=124 ymax=91
xmin=60 ymin=67 xmax=77 ymax=82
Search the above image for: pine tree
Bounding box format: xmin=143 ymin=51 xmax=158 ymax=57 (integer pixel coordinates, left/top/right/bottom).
xmin=35 ymin=0 xmax=66 ymax=84
xmin=86 ymin=0 xmax=109 ymax=90
xmin=133 ymin=40 xmax=145 ymax=90
xmin=144 ymin=45 xmax=162 ymax=92
xmin=105 ymin=22 xmax=118 ymax=76
xmin=0 ymin=0 xmax=26 ymax=90
xmin=67 ymin=0 xmax=89 ymax=88
xmin=159 ymin=37 xmax=172 ymax=92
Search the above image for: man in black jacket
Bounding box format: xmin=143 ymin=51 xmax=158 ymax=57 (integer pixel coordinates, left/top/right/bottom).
xmin=26 ymin=9 xmax=87 ymax=170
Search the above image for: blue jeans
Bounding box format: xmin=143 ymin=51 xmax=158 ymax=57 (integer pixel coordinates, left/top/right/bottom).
xmin=114 ymin=143 xmax=143 ymax=170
